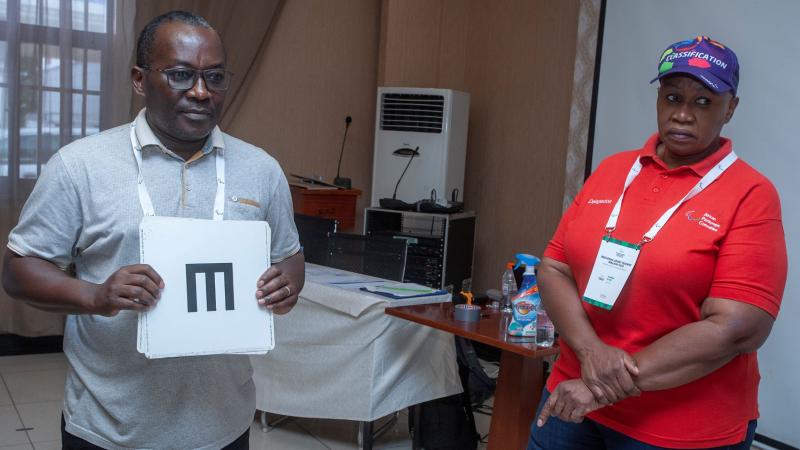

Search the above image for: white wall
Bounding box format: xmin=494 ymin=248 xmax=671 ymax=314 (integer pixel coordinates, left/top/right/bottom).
xmin=593 ymin=0 xmax=800 ymax=446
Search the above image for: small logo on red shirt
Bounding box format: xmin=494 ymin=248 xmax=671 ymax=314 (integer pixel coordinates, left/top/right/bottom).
xmin=588 ymin=198 xmax=613 ymax=205
xmin=686 ymin=210 xmax=720 ymax=232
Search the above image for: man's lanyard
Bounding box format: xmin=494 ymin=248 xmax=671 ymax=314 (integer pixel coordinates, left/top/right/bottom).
xmin=606 ymin=151 xmax=738 ymax=244
xmin=582 ymin=150 xmax=738 ymax=310
xmin=129 ymin=123 xmax=225 ymax=220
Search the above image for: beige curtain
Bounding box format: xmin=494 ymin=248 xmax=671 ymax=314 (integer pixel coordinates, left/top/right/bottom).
xmin=130 ymin=0 xmax=284 ymax=128
xmin=0 ymin=0 xmax=136 ymax=336
xmin=563 ymin=0 xmax=601 ymax=211
xmin=1 ymin=0 xmax=283 ymax=337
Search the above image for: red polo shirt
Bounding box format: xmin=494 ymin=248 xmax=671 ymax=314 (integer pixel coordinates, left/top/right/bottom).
xmin=544 ymin=134 xmax=787 ymax=448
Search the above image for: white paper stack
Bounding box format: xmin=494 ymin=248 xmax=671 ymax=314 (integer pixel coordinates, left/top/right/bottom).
xmin=303 ymin=264 xmax=452 ymax=307
xmin=361 ymin=282 xmax=451 ymax=306
xmin=137 ymin=216 xmax=274 ymax=359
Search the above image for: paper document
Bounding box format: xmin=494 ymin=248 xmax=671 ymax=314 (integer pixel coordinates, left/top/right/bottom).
xmin=362 ymin=283 xmax=448 ymax=299
xmin=304 ymin=264 xmax=450 ymax=306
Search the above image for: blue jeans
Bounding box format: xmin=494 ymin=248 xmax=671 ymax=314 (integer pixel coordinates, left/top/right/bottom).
xmin=527 ymin=389 xmax=756 ymax=450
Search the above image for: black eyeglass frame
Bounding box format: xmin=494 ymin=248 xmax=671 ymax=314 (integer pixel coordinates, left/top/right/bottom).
xmin=140 ymin=66 xmax=234 ymax=92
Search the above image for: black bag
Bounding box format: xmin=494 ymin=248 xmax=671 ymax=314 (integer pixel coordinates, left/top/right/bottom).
xmin=411 ymin=393 xmax=479 ymax=450
xmin=410 ymin=337 xmax=495 ymax=450
xmin=457 ymin=337 xmax=497 ymax=406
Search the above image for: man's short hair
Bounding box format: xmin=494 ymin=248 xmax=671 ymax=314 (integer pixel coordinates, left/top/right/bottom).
xmin=135 ymin=10 xmax=216 ymax=68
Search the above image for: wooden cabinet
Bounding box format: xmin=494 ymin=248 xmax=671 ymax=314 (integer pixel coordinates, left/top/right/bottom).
xmin=290 ymin=186 xmax=362 ymax=231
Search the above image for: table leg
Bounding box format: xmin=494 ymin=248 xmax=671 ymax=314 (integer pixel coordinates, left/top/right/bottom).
xmin=487 ymin=350 xmax=543 ymax=450
xmin=358 ymin=420 xmax=373 ymax=450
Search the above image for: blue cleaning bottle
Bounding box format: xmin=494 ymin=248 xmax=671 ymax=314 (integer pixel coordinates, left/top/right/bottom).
xmin=507 ymin=253 xmax=541 ymax=338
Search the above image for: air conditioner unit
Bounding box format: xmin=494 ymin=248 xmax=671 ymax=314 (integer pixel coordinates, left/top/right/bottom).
xmin=371 ymin=87 xmax=470 ymax=207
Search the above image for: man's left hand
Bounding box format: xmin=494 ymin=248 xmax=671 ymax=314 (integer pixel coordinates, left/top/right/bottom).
xmin=536 ymin=379 xmax=602 ymax=427
xmin=255 ymin=265 xmax=298 ymax=314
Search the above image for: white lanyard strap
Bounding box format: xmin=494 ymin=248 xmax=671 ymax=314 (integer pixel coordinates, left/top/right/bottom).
xmin=605 ymin=151 xmax=738 ymax=244
xmin=129 ymin=123 xmax=226 ymax=220
xmin=213 ymin=147 xmax=225 ymax=220
xmin=606 ymin=158 xmax=644 ymax=233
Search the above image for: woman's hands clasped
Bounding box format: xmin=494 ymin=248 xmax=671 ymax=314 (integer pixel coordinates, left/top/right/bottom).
xmin=578 ymin=341 xmax=641 ymax=405
xmin=537 ymin=341 xmax=642 ymax=427
xmin=536 ymin=379 xmax=601 ymax=427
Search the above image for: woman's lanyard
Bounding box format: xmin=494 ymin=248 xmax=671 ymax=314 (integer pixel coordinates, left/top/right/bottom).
xmin=129 ymin=123 xmax=225 ymax=220
xmin=582 ymin=151 xmax=738 ymax=310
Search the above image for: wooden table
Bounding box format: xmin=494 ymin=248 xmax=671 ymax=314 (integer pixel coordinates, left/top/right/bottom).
xmin=385 ymin=303 xmax=558 ymax=450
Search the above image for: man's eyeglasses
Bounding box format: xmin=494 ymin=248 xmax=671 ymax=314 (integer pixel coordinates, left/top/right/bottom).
xmin=142 ymin=67 xmax=233 ymax=92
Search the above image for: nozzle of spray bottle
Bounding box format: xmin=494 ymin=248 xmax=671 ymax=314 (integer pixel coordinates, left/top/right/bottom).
xmin=513 ymin=253 xmax=541 ymax=273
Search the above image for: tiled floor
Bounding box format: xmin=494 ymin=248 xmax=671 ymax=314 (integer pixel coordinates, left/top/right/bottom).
xmin=0 ymin=352 xmax=491 ymax=449
xmin=2 ymin=353 xmax=773 ymax=450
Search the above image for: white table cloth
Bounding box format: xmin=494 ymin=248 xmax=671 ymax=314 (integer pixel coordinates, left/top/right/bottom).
xmin=250 ymin=264 xmax=462 ymax=421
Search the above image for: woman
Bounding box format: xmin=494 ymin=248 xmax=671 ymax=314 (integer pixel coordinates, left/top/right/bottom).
xmin=528 ymin=36 xmax=787 ymax=449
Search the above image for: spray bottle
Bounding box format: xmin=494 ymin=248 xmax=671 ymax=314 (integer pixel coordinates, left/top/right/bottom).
xmin=507 ymin=253 xmax=541 ymax=338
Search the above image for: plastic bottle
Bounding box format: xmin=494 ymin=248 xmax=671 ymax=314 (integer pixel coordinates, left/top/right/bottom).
xmin=501 ymin=262 xmax=517 ymax=312
xmin=536 ymin=303 xmax=555 ymax=347
xmin=508 ymin=254 xmax=541 ymax=338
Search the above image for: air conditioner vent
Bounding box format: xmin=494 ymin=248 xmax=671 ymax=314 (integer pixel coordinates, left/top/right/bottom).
xmin=381 ymin=93 xmax=444 ymax=133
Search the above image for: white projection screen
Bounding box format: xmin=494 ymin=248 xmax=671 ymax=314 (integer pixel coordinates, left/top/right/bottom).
xmin=591 ymin=0 xmax=799 ymax=447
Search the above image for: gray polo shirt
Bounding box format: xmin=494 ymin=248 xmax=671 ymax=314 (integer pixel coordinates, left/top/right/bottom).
xmin=7 ymin=109 xmax=300 ymax=449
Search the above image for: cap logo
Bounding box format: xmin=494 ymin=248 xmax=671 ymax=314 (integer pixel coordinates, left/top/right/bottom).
xmin=697 ymin=74 xmax=719 ymax=90
xmin=688 ymin=58 xmax=711 ymax=68
xmin=652 ymin=36 xmax=738 ymax=94
xmin=664 ymin=51 xmax=728 ymax=69
xmin=673 ymin=38 xmax=701 ymax=52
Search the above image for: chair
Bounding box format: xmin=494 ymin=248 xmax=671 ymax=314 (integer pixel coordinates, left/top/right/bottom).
xmin=325 ymin=233 xmax=408 ymax=282
xmin=293 ymin=213 xmax=338 ymax=265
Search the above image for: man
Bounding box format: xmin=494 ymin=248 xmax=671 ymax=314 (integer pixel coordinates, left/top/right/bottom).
xmin=1 ymin=11 xmax=304 ymax=449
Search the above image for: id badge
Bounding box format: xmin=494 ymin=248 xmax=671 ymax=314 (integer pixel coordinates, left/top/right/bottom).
xmin=582 ymin=236 xmax=640 ymax=310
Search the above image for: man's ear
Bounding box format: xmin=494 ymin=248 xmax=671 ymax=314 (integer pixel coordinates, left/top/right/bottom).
xmin=724 ymin=95 xmax=739 ymax=124
xmin=131 ymin=66 xmax=146 ymax=97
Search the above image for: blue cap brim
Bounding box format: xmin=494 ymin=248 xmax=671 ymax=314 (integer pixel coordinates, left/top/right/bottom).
xmin=650 ymin=66 xmax=735 ymax=94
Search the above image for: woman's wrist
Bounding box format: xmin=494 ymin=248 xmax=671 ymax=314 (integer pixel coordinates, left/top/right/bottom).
xmin=573 ymin=337 xmax=604 ymax=363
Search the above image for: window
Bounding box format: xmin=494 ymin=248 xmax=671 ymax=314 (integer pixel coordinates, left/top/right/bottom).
xmin=0 ymin=0 xmax=113 ymax=180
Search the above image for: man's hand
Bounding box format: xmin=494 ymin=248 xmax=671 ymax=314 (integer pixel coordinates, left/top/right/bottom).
xmin=578 ymin=341 xmax=641 ymax=404
xmin=536 ymin=379 xmax=602 ymax=427
xmin=90 ymin=264 xmax=164 ymax=316
xmin=255 ymin=265 xmax=298 ymax=315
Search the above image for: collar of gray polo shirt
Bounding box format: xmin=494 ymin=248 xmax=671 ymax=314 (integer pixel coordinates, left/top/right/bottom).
xmin=129 ymin=122 xmax=226 ymax=220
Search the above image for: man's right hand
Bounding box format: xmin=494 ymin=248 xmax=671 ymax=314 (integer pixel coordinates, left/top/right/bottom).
xmin=90 ymin=264 xmax=164 ymax=316
xmin=578 ymin=341 xmax=641 ymax=405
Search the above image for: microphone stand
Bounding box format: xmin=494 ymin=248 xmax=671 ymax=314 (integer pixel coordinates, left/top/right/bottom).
xmin=378 ymin=146 xmax=419 ymax=210
xmin=333 ymin=116 xmax=352 ymax=189
xmin=392 ymin=147 xmax=417 ymax=200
